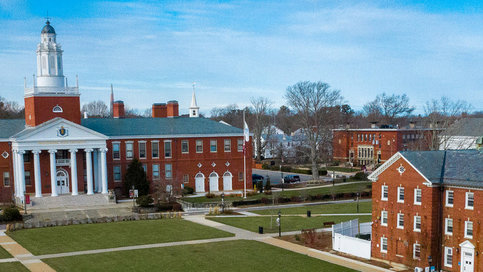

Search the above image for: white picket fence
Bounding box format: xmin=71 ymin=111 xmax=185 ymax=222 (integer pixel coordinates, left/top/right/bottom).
xmin=332 ymin=219 xmax=372 ymax=259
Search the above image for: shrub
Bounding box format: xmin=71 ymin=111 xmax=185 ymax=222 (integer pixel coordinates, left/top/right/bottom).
xmin=262 ymin=164 xmax=270 ymax=169
xmin=136 ymin=195 xmax=154 ymax=207
xmin=2 ymin=207 xmax=22 ymax=222
xmin=318 ymin=169 xmax=328 ymax=176
xmin=260 ymin=197 xmax=271 ymax=204
xmin=294 ymin=234 xmax=301 ymax=241
xmin=264 ymin=178 xmax=271 ymax=191
xmin=263 ymin=190 xmax=272 ymax=195
xmin=183 ymin=186 xmax=194 ymax=195
xmin=353 ymin=171 xmax=368 ymax=181
xmin=157 ymin=202 xmax=182 ymax=212
xmin=123 ymin=158 xmax=150 ymax=196
xmin=205 ymin=193 xmax=216 ymax=198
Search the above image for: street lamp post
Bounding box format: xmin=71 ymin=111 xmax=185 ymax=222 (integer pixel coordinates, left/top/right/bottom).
xmin=277 ymin=210 xmax=281 ymax=237
xmin=280 ymin=165 xmax=284 ymax=192
xmin=221 ymin=193 xmax=225 ymax=214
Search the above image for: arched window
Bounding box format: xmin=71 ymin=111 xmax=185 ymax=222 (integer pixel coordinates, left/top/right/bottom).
xmin=195 ymin=173 xmax=204 ymax=178
xmin=53 ymin=105 xmax=63 ymax=113
xmin=223 ymin=171 xmax=232 ymax=177
xmin=209 ymin=172 xmax=218 ymax=178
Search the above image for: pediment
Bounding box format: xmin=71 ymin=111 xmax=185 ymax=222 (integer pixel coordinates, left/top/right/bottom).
xmin=10 ymin=117 xmax=107 ymax=142
xmin=460 ymin=240 xmax=475 ymax=249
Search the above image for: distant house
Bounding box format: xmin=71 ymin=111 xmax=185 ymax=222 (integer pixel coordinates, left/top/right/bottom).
xmin=439 ymin=118 xmax=483 ymax=150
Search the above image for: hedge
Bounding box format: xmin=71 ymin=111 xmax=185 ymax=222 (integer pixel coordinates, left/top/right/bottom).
xmin=261 ymin=164 xmax=328 ymax=176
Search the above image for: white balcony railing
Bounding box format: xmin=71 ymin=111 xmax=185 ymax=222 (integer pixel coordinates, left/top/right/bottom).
xmin=24 ymin=86 xmax=79 ymax=96
xmin=56 ymin=159 xmax=70 ymax=166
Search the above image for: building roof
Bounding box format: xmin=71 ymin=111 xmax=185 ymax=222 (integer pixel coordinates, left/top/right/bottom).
xmin=441 ymin=118 xmax=483 ymax=137
xmin=41 ymin=21 xmax=56 ymax=34
xmin=81 ymin=117 xmax=243 ymax=137
xmin=399 ymin=150 xmax=483 ymax=187
xmin=0 ymin=119 xmax=26 ymax=139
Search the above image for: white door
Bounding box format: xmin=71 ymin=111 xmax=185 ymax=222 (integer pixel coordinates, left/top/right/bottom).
xmin=223 ymin=172 xmax=232 ymax=191
xmin=461 ymin=249 xmax=474 ymax=272
xmin=209 ymin=172 xmax=219 ymax=192
xmin=195 ymin=174 xmax=205 ymax=193
xmin=56 ymin=170 xmax=70 ymax=195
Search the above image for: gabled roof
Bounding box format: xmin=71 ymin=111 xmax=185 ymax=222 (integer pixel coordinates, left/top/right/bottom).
xmin=441 ymin=118 xmax=483 ymax=137
xmin=81 ymin=117 xmax=243 ymax=137
xmin=0 ymin=119 xmax=26 ymax=139
xmin=369 ymin=150 xmax=483 ymax=188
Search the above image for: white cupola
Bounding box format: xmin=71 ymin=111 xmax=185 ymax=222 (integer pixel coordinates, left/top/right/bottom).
xmin=189 ymin=83 xmax=200 ymax=118
xmin=36 ymin=20 xmax=65 ymax=89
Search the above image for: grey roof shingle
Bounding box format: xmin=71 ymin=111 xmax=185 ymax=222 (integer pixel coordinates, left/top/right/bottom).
xmin=400 ymin=150 xmax=483 ymax=187
xmin=0 ymin=119 xmax=26 ymax=139
xmin=441 ymin=118 xmax=483 ymax=137
xmin=81 ymin=117 xmax=243 ymax=137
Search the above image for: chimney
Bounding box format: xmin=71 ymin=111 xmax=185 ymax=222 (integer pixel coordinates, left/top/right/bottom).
xmin=83 ymin=112 xmax=88 ymax=119
xmin=167 ymin=100 xmax=179 ymax=117
xmin=113 ymin=101 xmax=125 ymax=119
xmin=152 ymin=103 xmax=167 ymax=118
xmin=345 ymin=122 xmax=350 ymax=129
xmin=409 ymin=121 xmax=415 ymax=129
xmin=370 ymin=121 xmax=378 ymax=129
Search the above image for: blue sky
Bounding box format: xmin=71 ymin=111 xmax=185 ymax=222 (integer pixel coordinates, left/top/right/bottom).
xmin=0 ymin=0 xmax=482 ymax=115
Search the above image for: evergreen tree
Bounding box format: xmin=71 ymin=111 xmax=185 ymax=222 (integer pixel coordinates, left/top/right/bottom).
xmin=123 ymin=158 xmax=150 ymax=196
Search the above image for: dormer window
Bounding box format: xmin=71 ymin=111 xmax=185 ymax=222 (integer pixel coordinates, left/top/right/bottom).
xmin=53 ymin=105 xmax=63 ymax=113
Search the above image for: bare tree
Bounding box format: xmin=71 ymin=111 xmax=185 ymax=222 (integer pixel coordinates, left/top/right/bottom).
xmin=424 ymin=96 xmax=472 ymax=150
xmin=363 ymin=93 xmax=415 ymax=125
xmin=0 ymin=96 xmax=24 ymax=119
xmin=210 ymin=104 xmax=247 ymax=128
xmin=81 ymin=101 xmax=109 ymax=117
xmin=286 ymin=81 xmax=343 ymax=180
xmin=250 ymin=97 xmax=273 ymax=161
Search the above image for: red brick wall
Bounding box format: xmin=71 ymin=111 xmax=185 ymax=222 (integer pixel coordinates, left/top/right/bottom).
xmin=0 ymin=142 xmax=14 ymax=203
xmin=24 ymin=96 xmax=81 ymax=127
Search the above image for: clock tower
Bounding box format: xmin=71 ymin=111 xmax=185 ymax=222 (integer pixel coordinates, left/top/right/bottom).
xmin=24 ymin=20 xmax=81 ymax=127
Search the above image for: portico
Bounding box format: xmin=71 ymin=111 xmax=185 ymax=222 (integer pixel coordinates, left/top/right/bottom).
xmin=9 ymin=118 xmax=108 ymax=203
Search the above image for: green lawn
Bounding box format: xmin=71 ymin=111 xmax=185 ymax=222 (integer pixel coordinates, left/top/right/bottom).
xmin=183 ymin=182 xmax=372 ymax=204
xmin=44 ymin=240 xmax=355 ymax=272
xmin=326 ymin=166 xmax=361 ymax=173
xmin=0 ymin=262 xmax=29 ymax=271
xmin=252 ymin=201 xmax=372 ymax=215
xmin=9 ymin=219 xmax=233 ymax=255
xmin=0 ymin=246 xmax=13 ymax=259
xmin=208 ymin=215 xmax=372 ymax=233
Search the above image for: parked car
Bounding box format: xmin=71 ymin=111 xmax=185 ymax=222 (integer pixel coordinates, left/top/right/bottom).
xmin=252 ymin=174 xmax=264 ymax=187
xmin=283 ymin=175 xmax=300 ymax=183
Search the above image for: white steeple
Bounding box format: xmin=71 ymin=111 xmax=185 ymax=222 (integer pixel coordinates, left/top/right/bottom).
xmin=189 ymin=82 xmax=200 ymax=118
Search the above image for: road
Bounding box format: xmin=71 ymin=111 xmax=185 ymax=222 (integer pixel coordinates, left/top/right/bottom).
xmin=253 ymin=169 xmax=331 ymax=185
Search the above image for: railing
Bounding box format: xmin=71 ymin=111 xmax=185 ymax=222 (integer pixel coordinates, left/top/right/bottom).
xmin=24 ymin=86 xmax=79 ymax=96
xmin=56 ymin=159 xmax=70 ymax=166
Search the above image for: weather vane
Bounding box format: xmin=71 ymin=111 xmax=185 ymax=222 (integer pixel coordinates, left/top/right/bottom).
xmin=45 ymin=11 xmax=50 ymax=22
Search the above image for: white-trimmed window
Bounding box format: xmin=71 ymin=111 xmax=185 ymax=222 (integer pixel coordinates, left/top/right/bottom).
xmin=125 ymin=142 xmax=133 ymax=159
xmin=152 ymin=164 xmax=160 ymax=180
xmin=210 ymin=139 xmax=217 ymax=152
xmin=414 ymin=188 xmax=422 ymax=205
xmin=139 ymin=141 xmax=146 ymax=159
xmin=165 ymin=164 xmax=172 ymax=179
xmin=237 ymin=139 xmax=243 ymax=152
xmin=397 ymin=186 xmax=404 ymax=203
xmin=112 ymin=142 xmax=120 ymax=159
xmin=52 ymin=105 xmax=63 ymax=113
xmin=3 ymin=172 xmax=10 ymax=187
xmin=183 ymin=174 xmax=189 ymax=183
xmin=113 ymin=165 xmax=121 ymax=182
xmin=445 ymin=218 xmax=453 ymax=235
xmin=413 ymin=215 xmax=421 ymax=232
xmin=164 ymin=141 xmax=172 ymax=158
xmin=381 ymin=185 xmax=388 ymax=201
xmin=196 ymin=140 xmax=203 ymax=153
xmin=381 ymin=210 xmax=388 ymax=226
xmin=465 ymin=220 xmax=473 ymax=239
xmin=465 ymin=192 xmax=474 ymax=210
xmin=151 ymin=141 xmax=159 ymax=158
xmin=444 ymin=247 xmax=453 ymax=267
xmin=446 ymin=190 xmax=454 ymax=207
xmin=181 ymin=140 xmax=189 ymax=154
xmin=380 ymin=237 xmax=388 ymax=253
xmin=413 ymin=243 xmax=421 ymax=259
xmin=224 ymin=139 xmax=231 ymax=152
xmin=397 ymin=213 xmax=404 ymax=229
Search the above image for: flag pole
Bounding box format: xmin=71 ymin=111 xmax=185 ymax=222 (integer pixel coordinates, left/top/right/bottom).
xmin=243 ymin=110 xmax=247 ymax=199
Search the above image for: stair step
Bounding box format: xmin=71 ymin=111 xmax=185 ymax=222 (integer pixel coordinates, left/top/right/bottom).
xmin=30 ymin=194 xmax=112 ymax=210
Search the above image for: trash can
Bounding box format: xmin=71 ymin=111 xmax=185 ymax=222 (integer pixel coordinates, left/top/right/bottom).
xmin=307 ymin=210 xmax=311 ymax=217
xmin=258 ymin=226 xmax=264 ymax=234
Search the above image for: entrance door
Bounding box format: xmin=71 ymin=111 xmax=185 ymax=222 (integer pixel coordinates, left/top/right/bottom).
xmin=56 ymin=169 xmax=70 ymax=195
xmin=461 ymin=249 xmax=474 ymax=272
xmin=195 ymin=173 xmax=205 ymax=193
xmin=223 ymin=172 xmax=232 ymax=191
xmin=209 ymin=172 xmax=219 ymax=192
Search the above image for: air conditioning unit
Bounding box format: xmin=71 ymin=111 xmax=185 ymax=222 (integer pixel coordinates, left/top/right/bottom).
xmin=414 ymin=267 xmax=423 ymax=272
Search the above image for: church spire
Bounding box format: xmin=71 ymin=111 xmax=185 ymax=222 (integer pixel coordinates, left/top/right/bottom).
xmin=189 ymin=82 xmax=200 ymax=118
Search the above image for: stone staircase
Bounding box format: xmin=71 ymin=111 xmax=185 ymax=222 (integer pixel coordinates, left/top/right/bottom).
xmin=30 ymin=194 xmax=113 ymax=210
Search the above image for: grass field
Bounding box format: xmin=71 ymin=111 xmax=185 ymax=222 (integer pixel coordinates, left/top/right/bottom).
xmin=183 ymin=182 xmax=372 ymax=204
xmin=252 ymin=201 xmax=372 ymax=215
xmin=208 ymin=215 xmax=372 ymax=233
xmin=0 ymin=262 xmax=28 ymax=271
xmin=9 ymin=219 xmax=233 ymax=255
xmin=44 ymin=240 xmax=355 ymax=272
xmin=0 ymin=246 xmax=12 ymax=259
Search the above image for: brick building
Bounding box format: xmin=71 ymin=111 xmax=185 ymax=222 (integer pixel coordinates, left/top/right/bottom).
xmin=332 ymin=125 xmax=434 ymax=166
xmin=0 ymin=21 xmax=252 ymax=204
xmin=368 ymin=150 xmax=482 ymax=272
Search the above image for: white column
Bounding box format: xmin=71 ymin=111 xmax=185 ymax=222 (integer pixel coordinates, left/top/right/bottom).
xmin=100 ymin=148 xmax=108 ymax=194
xmin=49 ymin=150 xmax=58 ymax=197
xmin=12 ymin=150 xmax=18 ymax=197
xmin=17 ymin=151 xmax=25 ymax=199
xmin=93 ymin=150 xmax=100 ymax=192
xmin=32 ymin=150 xmax=42 ymax=197
xmin=70 ymin=149 xmax=78 ymax=196
xmin=85 ymin=149 xmax=94 ymax=195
